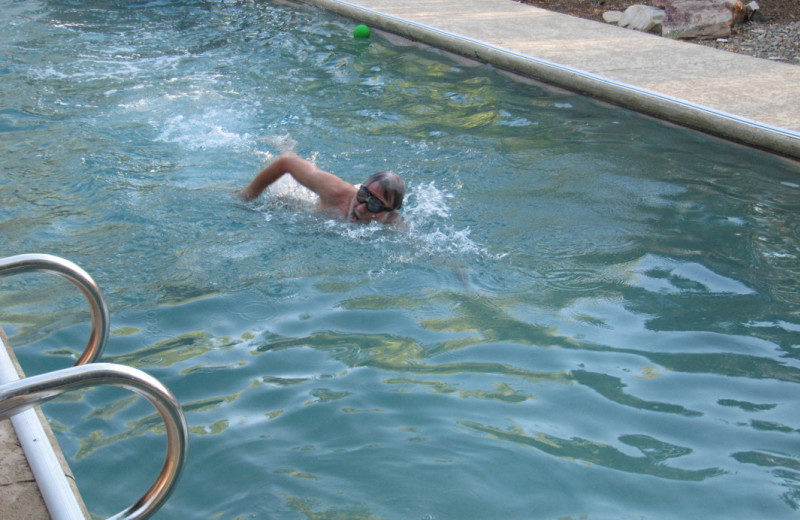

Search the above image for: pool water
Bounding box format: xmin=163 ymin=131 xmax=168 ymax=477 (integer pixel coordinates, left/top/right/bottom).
xmin=3 ymin=1 xmax=800 ymax=519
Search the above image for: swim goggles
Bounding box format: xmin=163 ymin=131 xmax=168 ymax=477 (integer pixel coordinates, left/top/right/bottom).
xmin=357 ymin=185 xmax=394 ymax=213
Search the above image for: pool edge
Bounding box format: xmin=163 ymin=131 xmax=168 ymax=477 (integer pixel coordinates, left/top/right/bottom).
xmin=300 ymin=0 xmax=800 ymax=161
xmin=0 ymin=326 xmax=90 ymax=520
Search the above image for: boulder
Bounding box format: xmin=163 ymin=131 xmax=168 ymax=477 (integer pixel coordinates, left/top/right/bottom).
xmin=603 ymin=10 xmax=624 ymax=23
xmin=618 ymin=5 xmax=666 ymax=33
xmin=662 ymin=0 xmax=748 ymax=39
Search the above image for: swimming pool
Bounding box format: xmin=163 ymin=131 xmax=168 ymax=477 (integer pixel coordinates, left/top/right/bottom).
xmin=2 ymin=0 xmax=800 ymax=518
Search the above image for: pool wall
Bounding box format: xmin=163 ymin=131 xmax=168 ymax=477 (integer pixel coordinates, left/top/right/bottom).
xmin=300 ymin=0 xmax=800 ymax=160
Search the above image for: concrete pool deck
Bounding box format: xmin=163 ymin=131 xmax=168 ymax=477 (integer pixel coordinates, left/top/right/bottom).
xmin=302 ymin=0 xmax=800 ymax=160
xmin=0 ymin=419 xmax=50 ymax=518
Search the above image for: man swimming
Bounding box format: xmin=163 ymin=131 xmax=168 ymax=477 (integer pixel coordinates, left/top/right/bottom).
xmin=239 ymin=154 xmax=405 ymax=226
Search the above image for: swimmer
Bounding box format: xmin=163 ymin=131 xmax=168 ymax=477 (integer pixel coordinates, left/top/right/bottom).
xmin=239 ymin=154 xmax=405 ymax=226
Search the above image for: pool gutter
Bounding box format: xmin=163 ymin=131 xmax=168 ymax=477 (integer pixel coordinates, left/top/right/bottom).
xmin=300 ymin=0 xmax=800 ymax=160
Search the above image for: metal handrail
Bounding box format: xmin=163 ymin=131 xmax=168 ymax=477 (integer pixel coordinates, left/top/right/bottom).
xmin=0 ymin=254 xmax=109 ymax=366
xmin=0 ymin=363 xmax=188 ymax=520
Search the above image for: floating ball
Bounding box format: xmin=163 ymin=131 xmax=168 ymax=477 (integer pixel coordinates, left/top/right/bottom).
xmin=353 ymin=24 xmax=371 ymax=39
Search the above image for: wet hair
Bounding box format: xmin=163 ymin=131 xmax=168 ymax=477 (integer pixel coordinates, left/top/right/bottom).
xmin=363 ymin=171 xmax=405 ymax=210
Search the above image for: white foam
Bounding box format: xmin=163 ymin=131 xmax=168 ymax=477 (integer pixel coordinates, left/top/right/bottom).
xmin=155 ymin=112 xmax=250 ymax=151
xmin=393 ymin=182 xmax=492 ymax=259
xmin=257 ymin=134 xmax=298 ymax=154
xmin=404 ymin=181 xmax=452 ymax=226
xmin=265 ymin=175 xmax=319 ymax=207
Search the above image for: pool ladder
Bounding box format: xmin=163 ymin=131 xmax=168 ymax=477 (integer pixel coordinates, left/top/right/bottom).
xmin=0 ymin=254 xmax=188 ymax=520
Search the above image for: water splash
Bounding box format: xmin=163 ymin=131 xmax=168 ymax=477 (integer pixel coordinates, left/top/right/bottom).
xmin=404 ymin=180 xmax=452 ymax=226
xmin=306 ymin=180 xmax=502 ymax=271
xmin=257 ymin=134 xmax=298 ymax=154
xmin=264 ymin=174 xmax=319 ymax=207
xmin=402 ymin=181 xmax=494 ymax=259
xmin=155 ymin=111 xmax=251 ymax=152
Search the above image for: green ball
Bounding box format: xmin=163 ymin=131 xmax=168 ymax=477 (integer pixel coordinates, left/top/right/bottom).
xmin=353 ymin=24 xmax=371 ymax=39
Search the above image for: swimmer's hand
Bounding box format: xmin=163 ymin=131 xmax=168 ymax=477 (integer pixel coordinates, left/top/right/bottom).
xmin=237 ymin=187 xmax=256 ymax=200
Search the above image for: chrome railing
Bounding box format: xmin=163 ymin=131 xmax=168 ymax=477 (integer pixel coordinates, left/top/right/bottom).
xmin=0 ymin=254 xmax=109 ymax=365
xmin=0 ymin=254 xmax=187 ymax=520
xmin=0 ymin=363 xmax=188 ymax=520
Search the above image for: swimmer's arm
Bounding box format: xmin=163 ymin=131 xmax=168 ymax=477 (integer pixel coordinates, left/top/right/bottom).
xmin=239 ymin=154 xmax=350 ymax=203
xmin=238 ymin=154 xmax=312 ymax=200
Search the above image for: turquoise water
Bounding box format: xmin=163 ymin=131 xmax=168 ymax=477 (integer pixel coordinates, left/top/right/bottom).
xmin=3 ymin=1 xmax=800 ymax=519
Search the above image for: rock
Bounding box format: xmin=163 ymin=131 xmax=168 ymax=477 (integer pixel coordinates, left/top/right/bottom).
xmin=745 ymin=1 xmax=760 ymax=20
xmin=662 ymin=0 xmax=748 ymax=40
xmin=618 ymin=5 xmax=666 ymax=33
xmin=603 ymin=10 xmax=624 ymax=23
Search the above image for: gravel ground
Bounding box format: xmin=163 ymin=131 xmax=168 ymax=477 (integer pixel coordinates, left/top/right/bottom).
xmin=517 ymin=0 xmax=799 ymax=66
xmin=696 ymin=21 xmax=800 ymax=64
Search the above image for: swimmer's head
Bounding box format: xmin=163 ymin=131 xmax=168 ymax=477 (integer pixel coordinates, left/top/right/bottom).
xmin=363 ymin=171 xmax=405 ymax=210
xmin=348 ymin=172 xmax=405 ymax=225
